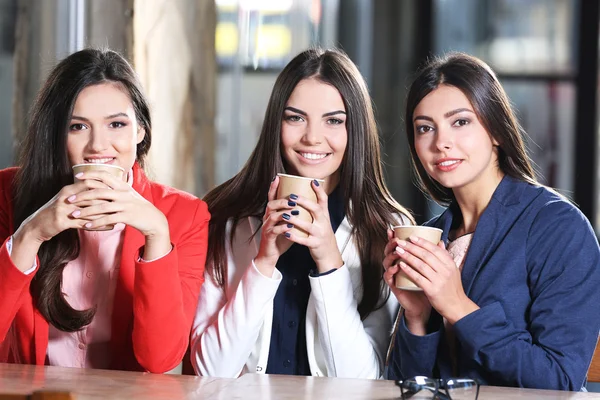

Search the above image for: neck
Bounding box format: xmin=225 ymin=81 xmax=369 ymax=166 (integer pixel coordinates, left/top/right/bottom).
xmin=322 ymin=171 xmax=340 ymax=195
xmin=453 ymin=169 xmax=505 ymax=235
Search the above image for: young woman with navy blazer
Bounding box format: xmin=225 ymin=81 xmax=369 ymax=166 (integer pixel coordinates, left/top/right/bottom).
xmin=385 ymin=52 xmax=600 ymax=391
xmin=0 ymin=49 xmax=209 ymax=372
xmin=191 ymin=48 xmax=413 ymax=378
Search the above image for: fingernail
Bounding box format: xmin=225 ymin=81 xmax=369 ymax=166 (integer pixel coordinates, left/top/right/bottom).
xmin=399 ymin=261 xmax=407 ymax=269
xmin=284 ymin=232 xmax=291 ymax=238
xmin=396 ymin=246 xmax=405 ymax=254
xmin=291 ymin=210 xmax=300 ymax=216
xmin=272 ymin=176 xmax=276 ymax=182
xmin=288 ymin=201 xmax=297 ymax=207
xmin=398 ymin=240 xmax=407 ymax=247
xmin=289 ymin=194 xmax=298 ymax=200
xmin=282 ymin=213 xmax=291 ymax=220
xmin=84 ymin=222 xmax=92 ymax=228
xmin=67 ymin=195 xmax=76 ymax=202
xmin=313 ymin=179 xmax=320 ymax=187
xmin=287 ymin=223 xmax=293 ymax=228
xmin=409 ymin=235 xmax=419 ymax=243
xmin=75 ymin=172 xmax=83 ymax=178
xmin=71 ymin=210 xmax=81 ymax=217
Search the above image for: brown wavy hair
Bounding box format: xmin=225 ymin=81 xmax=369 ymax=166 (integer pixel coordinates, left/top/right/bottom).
xmin=13 ymin=48 xmax=152 ymax=332
xmin=404 ymin=52 xmax=537 ymax=205
xmin=204 ymin=48 xmax=414 ymax=319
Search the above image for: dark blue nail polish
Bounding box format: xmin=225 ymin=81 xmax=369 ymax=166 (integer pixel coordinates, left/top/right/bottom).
xmin=284 ymin=232 xmax=291 ymax=238
xmin=291 ymin=210 xmax=300 ymax=216
xmin=313 ymin=179 xmax=320 ymax=187
xmin=282 ymin=213 xmax=290 ymax=220
xmin=288 ymin=201 xmax=296 ymax=207
xmin=287 ymin=223 xmax=293 ymax=228
xmin=289 ymin=194 xmax=298 ymax=200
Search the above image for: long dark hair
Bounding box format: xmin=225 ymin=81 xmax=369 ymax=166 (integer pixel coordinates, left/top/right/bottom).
xmin=405 ymin=52 xmax=537 ymax=204
xmin=13 ymin=48 xmax=152 ymax=332
xmin=205 ymin=48 xmax=413 ymax=319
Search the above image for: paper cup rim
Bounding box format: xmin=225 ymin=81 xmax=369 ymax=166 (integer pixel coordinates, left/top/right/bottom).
xmin=391 ymin=225 xmax=443 ymax=233
xmin=72 ymin=163 xmax=125 ymax=172
xmin=277 ymin=173 xmax=325 ymax=182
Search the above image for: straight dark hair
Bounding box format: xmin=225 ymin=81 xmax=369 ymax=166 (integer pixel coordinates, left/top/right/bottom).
xmin=405 ymin=52 xmax=537 ymax=204
xmin=205 ymin=48 xmax=414 ymax=319
xmin=13 ymin=48 xmax=152 ymax=332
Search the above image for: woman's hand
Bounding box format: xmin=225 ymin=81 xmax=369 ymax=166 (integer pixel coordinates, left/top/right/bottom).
xmin=383 ymin=229 xmax=432 ymax=335
xmin=395 ymin=235 xmax=479 ymax=325
xmin=68 ymin=170 xmax=171 ymax=260
xmin=283 ymin=180 xmax=343 ymax=273
xmin=10 ymin=179 xmax=108 ymax=272
xmin=254 ymin=176 xmax=296 ymax=277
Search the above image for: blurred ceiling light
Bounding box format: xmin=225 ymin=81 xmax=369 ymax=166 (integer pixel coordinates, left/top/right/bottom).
xmin=216 ymin=0 xmax=293 ymax=12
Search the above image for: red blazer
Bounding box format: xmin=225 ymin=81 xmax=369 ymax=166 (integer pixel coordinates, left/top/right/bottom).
xmin=0 ymin=163 xmax=210 ymax=373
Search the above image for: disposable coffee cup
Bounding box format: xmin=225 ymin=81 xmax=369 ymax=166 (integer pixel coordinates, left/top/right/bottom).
xmin=72 ymin=164 xmax=125 ymax=231
xmin=393 ymin=225 xmax=443 ymax=291
xmin=276 ymin=173 xmax=325 ymax=238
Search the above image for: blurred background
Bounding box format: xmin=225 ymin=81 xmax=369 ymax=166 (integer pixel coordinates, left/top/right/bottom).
xmin=0 ymin=0 xmax=598 ymax=230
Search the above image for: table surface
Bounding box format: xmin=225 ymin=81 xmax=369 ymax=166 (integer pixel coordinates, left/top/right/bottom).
xmin=1 ymin=363 xmax=600 ymax=399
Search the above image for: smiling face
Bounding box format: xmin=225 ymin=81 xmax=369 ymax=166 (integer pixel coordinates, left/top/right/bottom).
xmin=412 ymin=84 xmax=502 ymax=195
xmin=280 ymin=78 xmax=348 ymax=189
xmin=66 ymin=82 xmax=145 ymax=178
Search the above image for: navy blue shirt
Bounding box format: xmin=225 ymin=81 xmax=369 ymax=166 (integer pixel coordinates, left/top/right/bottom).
xmin=266 ymin=185 xmax=345 ymax=375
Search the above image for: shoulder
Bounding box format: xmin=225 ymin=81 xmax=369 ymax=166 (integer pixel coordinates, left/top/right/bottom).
xmin=527 ymin=185 xmax=588 ymax=231
xmin=137 ymin=172 xmax=210 ymax=224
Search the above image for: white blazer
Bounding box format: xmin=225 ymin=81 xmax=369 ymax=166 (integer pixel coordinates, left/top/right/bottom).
xmin=190 ymin=215 xmax=407 ymax=379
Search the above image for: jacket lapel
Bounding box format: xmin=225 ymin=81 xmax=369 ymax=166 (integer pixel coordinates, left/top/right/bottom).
xmin=437 ymin=176 xmax=526 ymax=296
xmin=110 ymin=164 xmax=150 ymax=366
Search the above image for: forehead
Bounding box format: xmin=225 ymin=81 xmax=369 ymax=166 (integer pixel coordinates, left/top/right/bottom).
xmin=414 ymin=84 xmax=473 ymax=115
xmin=287 ymin=78 xmax=345 ymax=111
xmin=72 ymin=82 xmax=133 ymax=115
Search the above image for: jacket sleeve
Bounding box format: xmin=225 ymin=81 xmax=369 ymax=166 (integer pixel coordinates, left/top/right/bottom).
xmin=453 ymin=201 xmax=600 ymax=390
xmin=190 ymin=223 xmax=282 ymax=377
xmin=131 ymin=200 xmax=210 ymax=373
xmin=191 ymin=263 xmax=282 ymax=378
xmin=309 ymin=265 xmax=398 ymax=379
xmin=387 ymin=312 xmax=442 ymax=380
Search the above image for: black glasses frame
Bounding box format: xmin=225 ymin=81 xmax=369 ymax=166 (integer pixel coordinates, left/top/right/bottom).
xmin=395 ymin=376 xmax=480 ymax=400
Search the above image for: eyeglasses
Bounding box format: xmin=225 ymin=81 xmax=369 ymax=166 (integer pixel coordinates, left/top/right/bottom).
xmin=396 ymin=376 xmax=480 ymax=400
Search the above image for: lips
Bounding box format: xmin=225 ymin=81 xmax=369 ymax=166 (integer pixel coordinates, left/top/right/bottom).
xmin=84 ymin=157 xmax=115 ymax=164
xmin=434 ymin=158 xmax=462 ymax=172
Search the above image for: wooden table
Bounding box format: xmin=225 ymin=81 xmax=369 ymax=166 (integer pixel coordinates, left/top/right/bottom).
xmin=1 ymin=363 xmax=600 ymax=399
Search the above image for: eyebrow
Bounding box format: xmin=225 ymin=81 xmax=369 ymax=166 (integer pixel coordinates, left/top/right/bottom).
xmin=71 ymin=112 xmax=130 ymax=122
xmin=413 ymin=108 xmax=474 ymax=123
xmin=284 ymin=106 xmax=346 ymax=118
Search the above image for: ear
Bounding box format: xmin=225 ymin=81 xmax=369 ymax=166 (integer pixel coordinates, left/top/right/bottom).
xmin=491 ymin=135 xmax=500 ymax=147
xmin=136 ymin=126 xmax=146 ymax=144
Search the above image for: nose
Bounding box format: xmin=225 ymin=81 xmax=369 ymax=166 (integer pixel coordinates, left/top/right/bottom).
xmin=87 ymin=129 xmax=109 ymax=152
xmin=302 ymin=121 xmax=323 ymax=145
xmin=434 ymin=127 xmax=453 ymax=151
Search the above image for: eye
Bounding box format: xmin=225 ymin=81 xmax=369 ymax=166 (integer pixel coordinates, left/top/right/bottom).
xmin=326 ymin=117 xmax=344 ymax=125
xmin=415 ymin=125 xmax=434 ymax=134
xmin=284 ymin=114 xmax=304 ymax=123
xmin=69 ymin=123 xmax=87 ymax=131
xmin=109 ymin=121 xmax=127 ymax=128
xmin=452 ymin=118 xmax=470 ymax=127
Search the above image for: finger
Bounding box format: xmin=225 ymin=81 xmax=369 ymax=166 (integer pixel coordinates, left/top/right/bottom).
xmin=76 ymin=201 xmax=124 ymax=219
xmin=438 ymin=240 xmax=446 ymax=249
xmin=69 ymin=188 xmax=120 ymax=203
xmin=292 ymin=195 xmax=325 ymax=221
xmin=396 ymin=246 xmax=436 ymax=282
xmin=311 ymin=179 xmax=328 ymax=208
xmin=267 ymin=176 xmax=279 ymax=202
xmin=398 ymin=261 xmax=430 ymax=290
xmin=382 ymin=252 xmax=401 ymax=271
xmin=407 ymin=235 xmax=452 ymax=266
xmin=264 ymin=210 xmax=294 ymax=231
xmin=387 ymin=228 xmax=394 ymax=240
xmin=81 ymin=213 xmax=122 ymax=230
xmin=286 ymin=216 xmax=313 ymax=237
xmin=265 ymin=198 xmax=295 ymax=215
xmin=383 ymin=264 xmax=400 ymax=285
xmin=384 ymin=237 xmax=403 ymax=257
xmin=280 ymin=230 xmax=311 ymax=246
xmin=60 ymin=179 xmax=110 ymax=201
xmin=75 ymin=170 xmax=127 ymax=190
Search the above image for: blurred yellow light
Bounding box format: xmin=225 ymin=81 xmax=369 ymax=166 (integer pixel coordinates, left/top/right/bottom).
xmin=255 ymin=25 xmax=291 ymax=58
xmin=216 ymin=22 xmax=238 ymax=56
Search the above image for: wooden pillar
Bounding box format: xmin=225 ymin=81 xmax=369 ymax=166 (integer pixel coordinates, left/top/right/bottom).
xmin=134 ymin=0 xmax=216 ymax=195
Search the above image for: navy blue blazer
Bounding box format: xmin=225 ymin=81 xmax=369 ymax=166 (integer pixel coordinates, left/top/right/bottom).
xmin=388 ymin=176 xmax=600 ymax=390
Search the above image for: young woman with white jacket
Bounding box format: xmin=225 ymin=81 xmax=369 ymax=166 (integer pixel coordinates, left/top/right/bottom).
xmin=190 ymin=48 xmax=413 ymax=379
